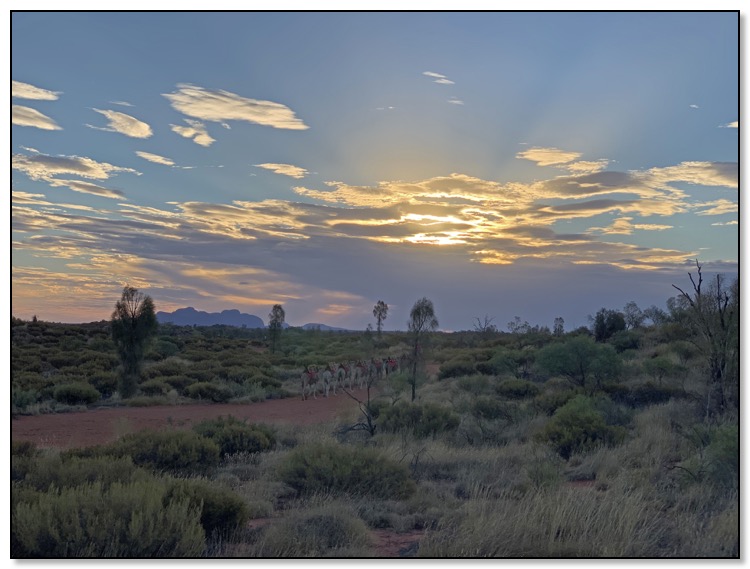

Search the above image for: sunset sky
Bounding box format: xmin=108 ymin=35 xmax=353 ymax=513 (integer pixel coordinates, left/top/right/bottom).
xmin=11 ymin=11 xmax=739 ymax=331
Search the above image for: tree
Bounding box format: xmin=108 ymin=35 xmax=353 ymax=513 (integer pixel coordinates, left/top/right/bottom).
xmin=672 ymin=261 xmax=739 ymax=417
xmin=553 ymin=317 xmax=565 ymax=336
xmin=268 ymin=304 xmax=285 ymax=354
xmin=623 ymin=301 xmax=645 ymax=330
xmin=111 ymin=286 xmax=157 ymax=398
xmin=592 ymin=308 xmax=626 ymax=342
xmin=536 ymin=336 xmax=621 ymax=393
xmin=473 ymin=315 xmax=497 ymax=338
xmin=407 ymin=297 xmax=439 ymax=402
xmin=373 ymin=300 xmax=388 ymax=336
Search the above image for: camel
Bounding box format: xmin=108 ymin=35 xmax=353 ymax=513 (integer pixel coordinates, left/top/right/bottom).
xmin=300 ymin=365 xmax=320 ymax=400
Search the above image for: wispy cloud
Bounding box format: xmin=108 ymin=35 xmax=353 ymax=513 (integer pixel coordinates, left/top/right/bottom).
xmin=13 ymin=152 xmax=139 ymax=182
xmin=87 ymin=109 xmax=153 ymax=138
xmin=448 ymin=97 xmax=464 ymax=105
xmin=170 ymin=119 xmax=216 ymax=147
xmin=689 ymin=104 xmax=699 ymax=109
xmin=163 ymin=83 xmax=309 ymax=131
xmin=12 ymin=105 xmax=62 ymax=130
xmin=516 ymin=146 xmax=582 ymax=166
xmin=110 ymin=100 xmax=133 ymax=107
xmin=12 ymin=80 xmax=61 ymax=100
xmin=587 ymin=216 xmax=673 ymax=235
xmin=136 ymin=151 xmax=175 ymax=166
xmin=255 ymin=163 xmax=309 ymax=179
xmin=423 ymin=71 xmax=455 ymax=85
xmin=719 ymin=120 xmax=738 ymax=128
xmin=711 ymin=220 xmax=738 ymax=226
xmin=694 ymin=199 xmax=738 ymax=216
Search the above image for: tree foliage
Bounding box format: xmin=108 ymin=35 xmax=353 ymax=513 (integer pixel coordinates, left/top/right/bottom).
xmin=536 ymin=336 xmax=621 ymax=393
xmin=111 ymin=287 xmax=157 ymax=398
xmin=268 ymin=304 xmax=285 ymax=354
xmin=592 ymin=308 xmax=626 ymax=342
xmin=407 ymin=297 xmax=439 ymax=401
xmin=373 ymin=300 xmax=388 ymax=335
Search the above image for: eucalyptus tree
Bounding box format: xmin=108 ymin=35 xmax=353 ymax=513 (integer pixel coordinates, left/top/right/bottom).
xmin=407 ymin=297 xmax=439 ymax=401
xmin=268 ymin=304 xmax=285 ymax=354
xmin=373 ymin=300 xmax=388 ymax=336
xmin=111 ymin=286 xmax=157 ymax=398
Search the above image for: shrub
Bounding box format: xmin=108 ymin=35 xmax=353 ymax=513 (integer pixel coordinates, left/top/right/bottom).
xmin=109 ymin=429 xmax=220 ymax=474
xmin=279 ymin=442 xmax=416 ymax=499
xmin=20 ymin=455 xmax=151 ymax=491
xmin=533 ymin=389 xmax=579 ymax=416
xmin=535 ymin=395 xmax=627 ymax=460
xmin=53 ymin=382 xmax=100 ymax=405
xmin=379 ymin=401 xmax=460 ymax=437
xmin=88 ymin=372 xmax=118 ymax=398
xmin=192 ymin=416 xmax=276 ymax=457
xmin=438 ymin=359 xmax=476 ymax=380
xmin=12 ymin=480 xmax=205 ymax=557
xmin=139 ymin=378 xmax=170 ymax=396
xmin=609 ymin=330 xmax=641 ymax=353
xmin=12 ymin=389 xmax=38 ymax=411
xmin=257 ymin=507 xmax=372 ymax=556
xmin=705 ymin=425 xmax=739 ymax=489
xmin=184 ymin=381 xmax=233 ymax=402
xmin=456 ymin=374 xmax=492 ymax=395
xmin=627 ymin=382 xmax=683 ymax=408
xmin=166 ymin=478 xmax=249 ymax=536
xmin=471 ymin=396 xmax=515 ymax=422
xmin=496 ymin=379 xmax=540 ymax=399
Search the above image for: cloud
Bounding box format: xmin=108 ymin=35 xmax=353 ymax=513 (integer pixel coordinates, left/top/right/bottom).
xmin=562 ymin=160 xmax=609 ymax=175
xmin=163 ymin=83 xmax=309 ymax=130
xmin=689 ymin=104 xmax=699 ymax=109
xmin=517 ymin=147 xmax=582 ymax=166
xmin=448 ymin=97 xmax=464 ymax=105
xmin=110 ymin=100 xmax=133 ymax=107
xmin=136 ymin=151 xmax=175 ymax=166
xmin=12 ymin=80 xmax=61 ymax=100
xmin=12 ymin=105 xmax=62 ymax=130
xmin=255 ymin=163 xmax=309 ymax=179
xmin=642 ymin=161 xmax=737 ymax=190
xmin=423 ymin=71 xmax=455 ymax=85
xmin=587 ymin=217 xmax=673 ymax=235
xmin=711 ymin=220 xmax=738 ymax=226
xmin=87 ymin=109 xmax=153 ymax=138
xmin=694 ymin=199 xmax=738 ymax=216
xmin=46 ymin=179 xmax=126 ymax=200
xmin=13 ymin=152 xmax=139 ymax=182
xmin=170 ymin=119 xmax=216 ymax=147
xmin=719 ymin=121 xmax=738 ymax=128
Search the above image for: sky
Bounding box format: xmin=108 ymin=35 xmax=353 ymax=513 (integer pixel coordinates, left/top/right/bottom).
xmin=10 ymin=11 xmax=739 ymax=331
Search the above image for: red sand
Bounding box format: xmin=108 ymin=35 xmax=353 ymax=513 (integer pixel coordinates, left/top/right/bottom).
xmin=12 ymin=390 xmax=371 ymax=449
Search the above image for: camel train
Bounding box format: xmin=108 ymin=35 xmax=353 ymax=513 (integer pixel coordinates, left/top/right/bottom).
xmin=300 ymin=355 xmax=406 ymax=400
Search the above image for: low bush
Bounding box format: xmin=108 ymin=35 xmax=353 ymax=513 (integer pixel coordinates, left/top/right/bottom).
xmin=471 ymin=396 xmax=515 ymax=422
xmin=456 ymin=374 xmax=492 ymax=395
xmin=256 ymin=507 xmax=372 ymax=556
xmin=533 ymin=389 xmax=579 ymax=416
xmin=439 ymin=359 xmax=476 ymax=380
xmin=192 ymin=416 xmax=276 ymax=457
xmin=53 ymin=382 xmax=100 ymax=405
xmin=108 ymin=429 xmax=220 ymax=474
xmin=279 ymin=442 xmax=416 ymax=500
xmin=12 ymin=479 xmax=205 ymax=557
xmin=496 ymin=379 xmax=540 ymax=399
xmin=184 ymin=382 xmax=233 ymax=403
xmin=166 ymin=478 xmax=249 ymax=536
xmin=139 ymin=378 xmax=170 ymax=396
xmin=379 ymin=401 xmax=460 ymax=437
xmin=535 ymin=395 xmax=627 ymax=460
xmin=19 ymin=455 xmax=150 ymax=491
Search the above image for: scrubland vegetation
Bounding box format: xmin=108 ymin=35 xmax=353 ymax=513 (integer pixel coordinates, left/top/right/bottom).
xmin=11 ymin=271 xmax=738 ymax=557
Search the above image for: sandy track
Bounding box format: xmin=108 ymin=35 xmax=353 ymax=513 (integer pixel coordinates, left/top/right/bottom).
xmin=12 ymin=390 xmax=371 ymax=449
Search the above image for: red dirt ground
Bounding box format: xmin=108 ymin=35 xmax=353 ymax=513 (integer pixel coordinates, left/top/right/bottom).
xmin=11 ymin=390 xmax=371 ymax=449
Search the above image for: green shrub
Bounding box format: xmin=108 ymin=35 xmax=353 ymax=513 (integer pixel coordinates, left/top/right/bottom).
xmin=535 ymin=395 xmax=627 ymax=460
xmin=533 ymin=389 xmax=578 ymax=416
xmin=279 ymin=442 xmax=416 ymax=499
xmin=162 ymin=374 xmax=194 ymax=392
xmin=88 ymin=372 xmax=118 ymax=398
xmin=627 ymin=382 xmax=683 ymax=407
xmin=379 ymin=401 xmax=460 ymax=437
xmin=20 ymin=455 xmax=151 ymax=491
xmin=704 ymin=425 xmax=739 ymax=490
xmin=139 ymin=378 xmax=170 ymax=395
xmin=496 ymin=379 xmax=540 ymax=399
xmin=12 ymin=389 xmax=38 ymax=411
xmin=184 ymin=382 xmax=233 ymax=402
xmin=12 ymin=480 xmax=205 ymax=557
xmin=109 ymin=429 xmax=220 ymax=474
xmin=53 ymin=382 xmax=100 ymax=405
xmin=438 ymin=359 xmax=476 ymax=380
xmin=192 ymin=416 xmax=276 ymax=457
xmin=166 ymin=478 xmax=249 ymax=536
xmin=471 ymin=396 xmax=515 ymax=422
xmin=257 ymin=507 xmax=372 ymax=556
xmin=609 ymin=330 xmax=641 ymax=352
xmin=456 ymin=374 xmax=492 ymax=395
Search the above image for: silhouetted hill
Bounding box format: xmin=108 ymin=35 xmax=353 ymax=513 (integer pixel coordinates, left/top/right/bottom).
xmin=300 ymin=322 xmax=349 ymax=332
xmin=156 ymin=307 xmax=265 ymax=328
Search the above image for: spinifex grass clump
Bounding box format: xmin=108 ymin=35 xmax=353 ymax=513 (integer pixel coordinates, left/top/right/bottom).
xmin=279 ymin=442 xmax=416 ymax=500
xmin=193 ymin=415 xmax=276 ymax=457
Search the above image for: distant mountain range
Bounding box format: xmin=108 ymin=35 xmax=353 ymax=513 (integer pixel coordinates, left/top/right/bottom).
xmin=156 ymin=307 xmax=349 ymax=331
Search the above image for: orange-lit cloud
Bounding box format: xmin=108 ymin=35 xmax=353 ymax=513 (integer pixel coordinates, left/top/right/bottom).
xmin=12 ymin=80 xmax=61 ymax=100
xmin=88 ymin=109 xmax=153 ymax=138
xmin=12 ymin=105 xmax=62 ymax=130
xmin=136 ymin=151 xmax=175 ymax=166
xmin=170 ymin=119 xmax=216 ymax=147
xmin=255 ymin=163 xmax=309 ymax=179
xmin=163 ymin=83 xmax=309 ymax=131
xmin=516 ymin=146 xmax=582 ymax=166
